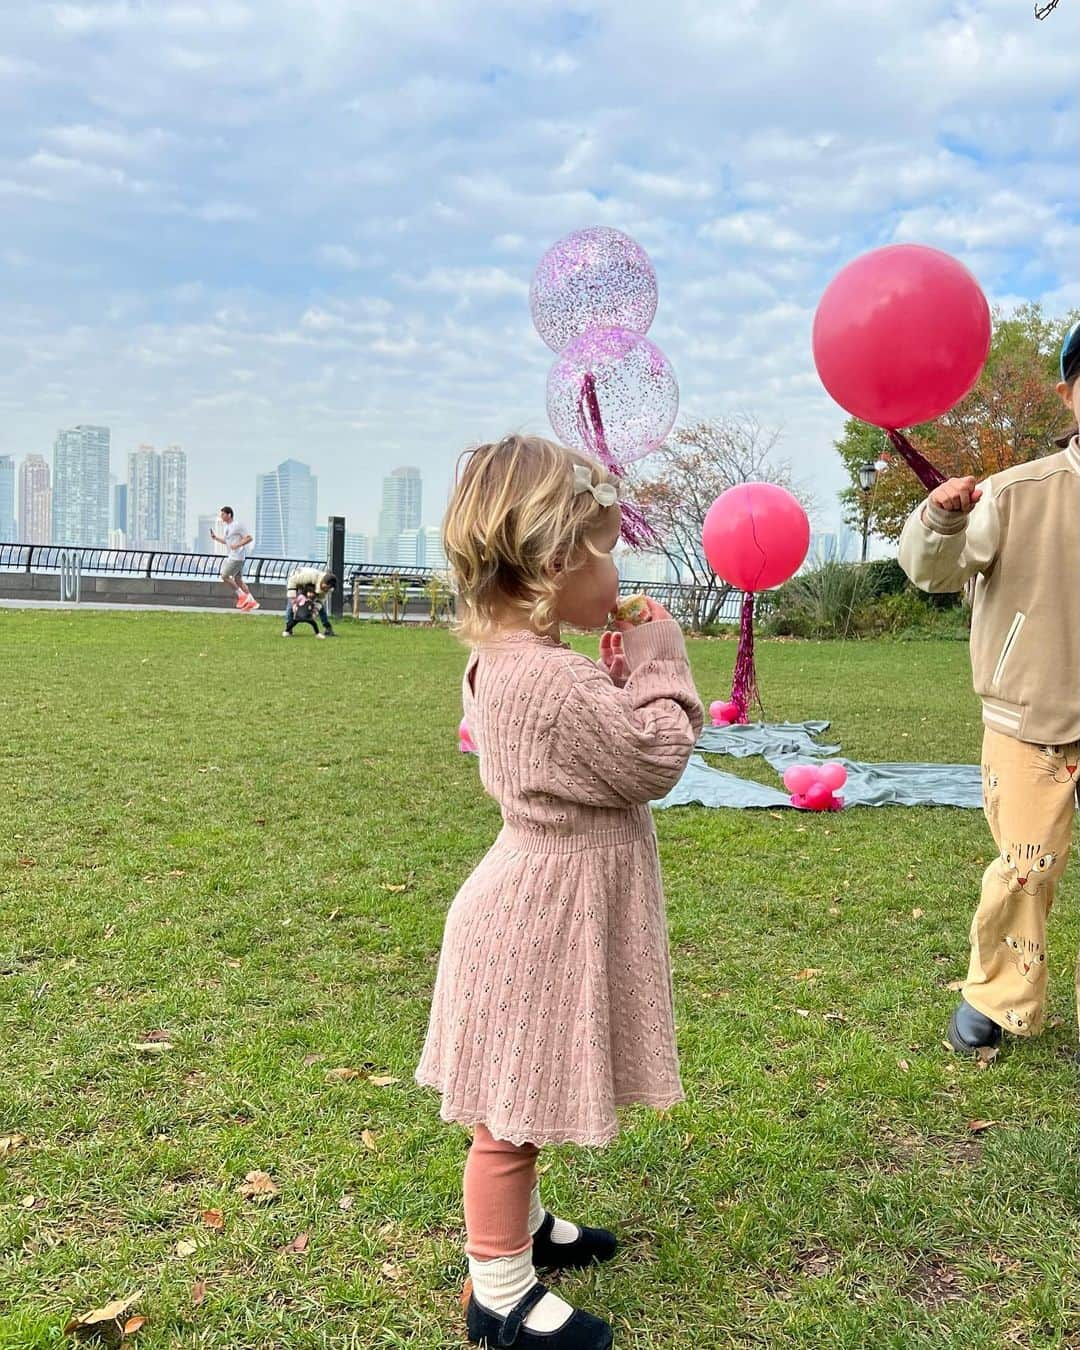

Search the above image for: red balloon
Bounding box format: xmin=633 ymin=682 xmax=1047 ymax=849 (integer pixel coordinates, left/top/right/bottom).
xmin=804 ymin=782 xmax=832 ymax=811
xmin=702 ymin=483 xmax=810 ymax=592
xmin=812 ymin=244 xmax=991 ymax=429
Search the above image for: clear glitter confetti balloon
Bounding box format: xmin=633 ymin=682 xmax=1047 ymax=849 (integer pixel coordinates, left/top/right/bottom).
xmin=546 ymin=326 xmax=679 ymax=465
xmin=530 ymin=227 xmax=659 ymax=353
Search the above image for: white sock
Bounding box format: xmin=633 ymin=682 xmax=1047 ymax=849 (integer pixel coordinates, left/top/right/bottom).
xmin=469 ymin=1248 xmax=573 ymax=1333
xmin=528 ymin=1185 xmax=581 ymax=1244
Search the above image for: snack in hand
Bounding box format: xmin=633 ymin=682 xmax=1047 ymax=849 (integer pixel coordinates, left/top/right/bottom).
xmin=612 ymin=594 xmax=651 ymax=627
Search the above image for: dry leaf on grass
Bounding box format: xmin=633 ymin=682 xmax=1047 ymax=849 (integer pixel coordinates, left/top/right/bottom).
xmin=200 ymin=1209 xmax=224 ymax=1231
xmin=280 ymin=1233 xmax=310 ymax=1255
xmin=380 ymin=1261 xmax=404 ymax=1280
xmin=130 ymin=1041 xmax=173 ymax=1055
xmin=238 ymin=1171 xmax=279 ymax=1202
xmin=191 ymin=1280 xmax=206 ymax=1307
xmin=911 ymin=908 xmax=925 ymax=920
xmin=122 ymin=1318 xmax=145 ymax=1338
xmin=175 ymin=1239 xmax=198 ymax=1258
xmin=824 ymin=1011 xmax=847 ymax=1023
xmin=380 ymin=883 xmax=409 ymax=893
xmin=0 ymin=1133 xmax=27 ymax=1156
xmin=360 ymin=1130 xmax=377 ymax=1152
xmin=968 ymin=1119 xmax=997 ymax=1133
xmin=325 ymin=1067 xmax=362 ymax=1082
xmin=897 ymin=1059 xmax=911 ymax=1072
xmin=64 ymin=1291 xmax=143 ymax=1345
xmin=21 ymin=1194 xmax=38 ymax=1209
xmin=302 ymin=1053 xmax=324 ymax=1067
xmin=974 ymin=1045 xmax=1000 ymax=1070
xmin=794 ymin=968 xmax=822 ymax=981
xmin=794 ymin=1008 xmax=811 ymax=1018
xmin=339 ymin=1195 xmax=354 ymax=1211
xmin=368 ymin=1076 xmax=400 ymax=1088
xmin=141 ymin=1030 xmax=173 ymax=1044
xmin=945 ymin=979 xmax=965 ymax=992
xmin=16 ymin=856 xmax=37 ymax=867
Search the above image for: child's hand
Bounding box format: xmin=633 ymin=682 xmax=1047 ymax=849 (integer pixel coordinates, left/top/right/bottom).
xmin=928 ymin=476 xmax=981 ymax=515
xmin=643 ymin=597 xmax=674 ymax=623
xmin=599 ymin=630 xmax=629 ymax=684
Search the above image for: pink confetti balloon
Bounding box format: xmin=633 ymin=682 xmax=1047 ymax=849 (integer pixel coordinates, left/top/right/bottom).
xmin=819 ymin=762 xmax=848 ymax=791
xmin=531 ymin=226 xmax=659 ymax=353
xmin=783 ymin=764 xmax=816 ymax=795
xmin=547 ymin=326 xmax=679 ymax=464
xmin=709 ymin=700 xmax=727 ymax=722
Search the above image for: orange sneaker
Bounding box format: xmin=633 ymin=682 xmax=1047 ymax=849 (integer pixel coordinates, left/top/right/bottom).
xmin=241 ymin=595 xmax=260 ymax=612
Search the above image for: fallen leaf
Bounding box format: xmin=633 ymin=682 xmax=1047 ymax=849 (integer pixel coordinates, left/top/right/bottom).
xmin=768 ymin=811 xmax=784 ymax=820
xmin=191 ymin=1280 xmax=206 ymax=1307
xmin=64 ymin=1291 xmax=143 ymax=1345
xmin=325 ymin=1067 xmax=362 ymax=1083
xmin=238 ymin=1170 xmax=279 ymax=1202
xmin=381 ymin=1261 xmax=404 ymax=1280
xmin=131 ymin=1041 xmax=173 ymax=1054
xmin=945 ymin=979 xmax=965 ymax=991
xmin=0 ymin=1133 xmax=27 ymax=1156
xmin=226 ymin=959 xmax=241 ymax=969
xmin=380 ymin=883 xmax=408 ymax=893
xmin=360 ymin=1129 xmax=377 ymax=1151
xmin=1048 ymin=1015 xmax=1065 ymax=1029
xmin=175 ymin=1238 xmax=198 ymax=1258
xmin=280 ymin=1232 xmax=309 ymax=1255
xmin=460 ymin=1277 xmax=473 ymax=1310
xmin=200 ymin=1209 xmax=224 ymax=1231
xmin=911 ymin=908 xmax=925 ymax=920
xmin=824 ymin=1011 xmax=847 ymax=1023
xmin=339 ymin=1194 xmax=354 ymax=1211
xmin=302 ymin=1053 xmax=324 ymax=1068
xmin=368 ymin=1075 xmax=400 ymax=1088
xmin=141 ymin=1030 xmax=173 ymax=1044
xmin=794 ymin=968 xmax=822 ymax=981
xmin=968 ymin=1119 xmax=997 ymax=1133
xmin=21 ymin=1194 xmax=37 ymax=1208
xmin=122 ymin=1318 xmax=146 ymax=1337
xmin=827 ymin=905 xmax=841 ymax=916
xmin=167 ymin=870 xmax=187 ymax=878
xmin=794 ymin=1009 xmax=811 ymax=1018
xmin=975 ymin=1044 xmax=1000 ymax=1070
xmin=16 ymin=856 xmax=37 ymax=867
xmin=897 ymin=1059 xmax=910 ymax=1072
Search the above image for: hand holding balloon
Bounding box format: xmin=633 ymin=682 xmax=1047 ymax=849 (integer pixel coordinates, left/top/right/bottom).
xmin=928 ymin=476 xmax=981 ymax=515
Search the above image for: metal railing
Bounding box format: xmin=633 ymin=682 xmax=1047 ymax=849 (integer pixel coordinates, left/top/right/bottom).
xmin=0 ymin=542 xmax=743 ymax=625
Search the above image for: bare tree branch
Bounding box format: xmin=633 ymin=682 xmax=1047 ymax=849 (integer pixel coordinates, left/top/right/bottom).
xmin=1035 ymin=0 xmax=1062 ymax=17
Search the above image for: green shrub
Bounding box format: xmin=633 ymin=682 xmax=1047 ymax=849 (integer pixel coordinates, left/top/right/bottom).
xmin=762 ymin=559 xmax=967 ymax=640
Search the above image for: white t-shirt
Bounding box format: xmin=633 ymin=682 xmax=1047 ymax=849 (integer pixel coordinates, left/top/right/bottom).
xmin=222 ymin=520 xmax=251 ymax=559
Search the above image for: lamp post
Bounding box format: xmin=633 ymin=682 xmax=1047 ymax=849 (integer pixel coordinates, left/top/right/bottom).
xmin=858 ymin=461 xmax=879 ymax=563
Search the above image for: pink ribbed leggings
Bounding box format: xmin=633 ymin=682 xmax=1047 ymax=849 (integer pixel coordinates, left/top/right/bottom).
xmin=463 ymin=1125 xmax=539 ymax=1261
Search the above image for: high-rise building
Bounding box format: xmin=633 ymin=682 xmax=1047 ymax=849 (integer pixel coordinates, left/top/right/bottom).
xmin=375 ymin=466 xmax=422 ymax=563
xmin=18 ymin=455 xmax=51 ymax=544
xmin=256 ymin=458 xmax=317 ymax=558
xmin=113 ymin=482 xmax=128 ymax=537
xmin=161 ymin=445 xmax=187 ymax=550
xmin=195 ymin=513 xmax=225 ymax=554
xmin=127 ymin=445 xmax=162 ymax=548
xmin=420 ymin=525 xmax=448 ymax=572
xmin=0 ymin=457 xmax=15 ymax=542
xmin=52 ymin=425 xmax=110 ymax=546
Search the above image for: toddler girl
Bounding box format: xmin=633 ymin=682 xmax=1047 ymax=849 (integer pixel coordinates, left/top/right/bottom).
xmin=416 ymin=435 xmax=702 ymax=1348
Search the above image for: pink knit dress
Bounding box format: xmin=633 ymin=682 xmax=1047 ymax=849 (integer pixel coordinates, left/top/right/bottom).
xmin=416 ymin=620 xmax=703 ymax=1146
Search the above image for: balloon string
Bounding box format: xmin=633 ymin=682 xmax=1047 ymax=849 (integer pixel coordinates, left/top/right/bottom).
xmin=730 ymin=590 xmax=761 ymax=722
xmin=576 ymin=373 xmax=659 ymax=547
xmin=885 ymin=428 xmax=946 ymax=491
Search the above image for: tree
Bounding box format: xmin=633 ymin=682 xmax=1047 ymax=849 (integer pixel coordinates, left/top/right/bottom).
xmin=834 ymin=304 xmax=1078 ymax=543
xmin=630 ymin=415 xmax=806 ymax=629
xmin=1035 ymin=0 xmax=1062 ymax=18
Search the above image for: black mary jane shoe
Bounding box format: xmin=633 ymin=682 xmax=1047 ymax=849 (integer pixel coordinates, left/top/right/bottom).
xmin=947 ymin=998 xmax=1003 ymax=1056
xmin=467 ymin=1284 xmax=614 ymax=1349
xmin=532 ymin=1213 xmax=618 ymax=1270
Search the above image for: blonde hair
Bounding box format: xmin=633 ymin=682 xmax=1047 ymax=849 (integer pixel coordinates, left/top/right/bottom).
xmin=443 ymin=434 xmax=620 ymax=643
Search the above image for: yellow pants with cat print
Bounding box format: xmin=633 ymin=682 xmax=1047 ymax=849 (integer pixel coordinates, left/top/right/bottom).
xmin=964 ymin=728 xmax=1079 ymax=1036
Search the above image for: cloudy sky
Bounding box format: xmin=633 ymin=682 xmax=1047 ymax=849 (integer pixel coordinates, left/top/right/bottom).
xmin=0 ymin=0 xmax=1076 ymax=540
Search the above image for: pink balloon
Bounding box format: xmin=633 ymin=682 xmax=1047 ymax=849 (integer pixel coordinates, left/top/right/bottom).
xmin=458 ymin=718 xmax=477 ymax=754
xmin=819 ymin=762 xmax=848 ymax=791
xmin=813 ymin=244 xmax=991 ymax=429
xmin=702 ymin=483 xmax=810 ymax=592
xmin=783 ymin=764 xmax=816 ymax=795
xmin=805 ymin=782 xmax=833 ymax=811
xmin=721 ymin=702 xmax=740 ymax=723
xmin=709 ymin=700 xmax=727 ymax=721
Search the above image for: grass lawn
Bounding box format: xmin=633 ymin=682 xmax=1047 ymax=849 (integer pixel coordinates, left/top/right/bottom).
xmin=2 ymin=611 xmax=1079 ymax=1349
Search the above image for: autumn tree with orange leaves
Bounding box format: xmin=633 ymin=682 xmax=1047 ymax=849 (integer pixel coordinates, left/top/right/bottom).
xmin=836 ymin=304 xmax=1079 ymax=543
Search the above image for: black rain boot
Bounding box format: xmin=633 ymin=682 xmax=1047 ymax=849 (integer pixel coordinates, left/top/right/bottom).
xmin=947 ymin=998 xmax=1003 ymax=1054
xmin=532 ymin=1213 xmax=618 ymax=1270
xmin=466 ymin=1284 xmax=613 ymax=1349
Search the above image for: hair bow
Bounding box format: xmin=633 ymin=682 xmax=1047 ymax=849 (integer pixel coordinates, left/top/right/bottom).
xmin=572 ymin=463 xmax=618 ymax=509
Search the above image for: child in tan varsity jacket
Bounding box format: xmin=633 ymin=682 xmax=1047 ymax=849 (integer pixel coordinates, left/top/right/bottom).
xmin=898 ymin=320 xmax=1080 ymax=1057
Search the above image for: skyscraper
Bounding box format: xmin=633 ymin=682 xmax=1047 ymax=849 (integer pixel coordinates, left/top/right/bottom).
xmin=127 ymin=445 xmax=162 ymax=548
xmin=113 ymin=482 xmax=128 ymax=537
xmin=256 ymin=458 xmax=317 ymax=557
xmin=375 ymin=466 xmax=422 ymax=564
xmin=161 ymin=445 xmax=187 ymax=550
xmin=52 ymin=425 xmax=110 ymax=546
xmin=18 ymin=455 xmax=51 ymax=544
xmin=196 ymin=513 xmax=225 ymax=554
xmin=0 ymin=457 xmax=15 ymax=542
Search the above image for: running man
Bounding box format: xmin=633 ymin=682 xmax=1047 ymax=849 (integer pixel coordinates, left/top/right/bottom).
xmin=209 ymin=506 xmax=259 ymax=612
